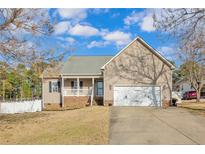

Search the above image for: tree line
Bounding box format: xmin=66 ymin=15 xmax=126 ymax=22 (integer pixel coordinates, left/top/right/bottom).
xmin=0 ymin=62 xmax=41 ymax=100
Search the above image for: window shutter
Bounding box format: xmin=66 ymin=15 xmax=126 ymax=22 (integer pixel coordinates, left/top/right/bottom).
xmin=58 ymin=81 xmax=61 ymax=92
xmin=80 ymin=81 xmax=83 ymax=88
xmin=49 ymin=81 xmax=52 ymax=93
xmin=71 ymin=81 xmax=74 ymax=88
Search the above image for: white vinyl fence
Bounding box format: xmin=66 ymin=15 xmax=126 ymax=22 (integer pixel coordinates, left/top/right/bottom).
xmin=0 ymin=100 xmax=42 ymax=114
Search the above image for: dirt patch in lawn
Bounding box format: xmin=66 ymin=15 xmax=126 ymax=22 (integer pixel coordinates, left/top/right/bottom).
xmin=0 ymin=106 xmax=109 ymax=144
xmin=0 ymin=112 xmax=49 ymax=124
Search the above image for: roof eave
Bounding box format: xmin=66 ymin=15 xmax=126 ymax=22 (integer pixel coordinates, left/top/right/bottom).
xmin=101 ymin=36 xmax=176 ymax=70
xmin=137 ymin=37 xmax=176 ymax=70
xmin=61 ymin=73 xmax=102 ymax=76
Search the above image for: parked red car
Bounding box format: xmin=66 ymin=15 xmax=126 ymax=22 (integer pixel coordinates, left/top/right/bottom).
xmin=183 ymin=91 xmax=205 ymax=100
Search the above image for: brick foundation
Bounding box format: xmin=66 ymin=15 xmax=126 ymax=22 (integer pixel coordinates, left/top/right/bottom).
xmin=44 ymin=96 xmax=103 ymax=110
xmin=104 ymin=100 xmax=113 ymax=106
xmin=162 ymin=100 xmax=170 ymax=108
xmin=44 ymin=103 xmax=62 ymax=110
xmin=63 ymin=96 xmax=89 ymax=109
xmin=104 ymin=100 xmax=171 ymax=108
xmin=93 ymin=96 xmax=103 ymax=105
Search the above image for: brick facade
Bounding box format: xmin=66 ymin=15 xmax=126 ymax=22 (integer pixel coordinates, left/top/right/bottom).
xmin=63 ymin=96 xmax=89 ymax=109
xmin=44 ymin=103 xmax=62 ymax=110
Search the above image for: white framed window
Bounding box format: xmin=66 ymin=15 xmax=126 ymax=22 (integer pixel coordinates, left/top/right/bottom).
xmin=71 ymin=80 xmax=78 ymax=89
xmin=49 ymin=80 xmax=60 ymax=93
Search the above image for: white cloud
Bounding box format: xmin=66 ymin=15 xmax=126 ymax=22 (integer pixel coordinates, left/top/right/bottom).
xmin=159 ymin=46 xmax=175 ymax=53
xmin=53 ymin=21 xmax=70 ymax=35
xmin=157 ymin=46 xmax=179 ymax=61
xmin=87 ymin=40 xmax=110 ymax=48
xmin=92 ymin=8 xmax=109 ymax=14
xmin=57 ymin=8 xmax=87 ymax=20
xmin=111 ymin=13 xmax=120 ymax=18
xmin=87 ymin=30 xmax=132 ymax=48
xmin=99 ymin=28 xmax=109 ymax=36
xmin=65 ymin=37 xmax=76 ymax=44
xmin=102 ymin=31 xmax=132 ymax=46
xmin=140 ymin=14 xmax=156 ymax=32
xmin=124 ymin=10 xmax=156 ymax=32
xmin=124 ymin=11 xmax=144 ymax=25
xmin=56 ymin=36 xmax=76 ymax=45
xmin=69 ymin=24 xmax=100 ymax=37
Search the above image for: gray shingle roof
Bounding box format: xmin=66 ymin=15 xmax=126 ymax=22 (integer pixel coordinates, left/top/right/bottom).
xmin=61 ymin=56 xmax=113 ymax=75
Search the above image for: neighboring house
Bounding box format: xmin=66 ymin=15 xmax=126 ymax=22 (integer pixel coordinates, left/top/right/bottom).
xmin=42 ymin=36 xmax=175 ymax=110
xmin=173 ymin=79 xmax=205 ymax=97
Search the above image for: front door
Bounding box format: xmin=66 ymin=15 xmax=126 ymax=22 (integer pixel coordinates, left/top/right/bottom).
xmin=96 ymin=81 xmax=103 ymax=97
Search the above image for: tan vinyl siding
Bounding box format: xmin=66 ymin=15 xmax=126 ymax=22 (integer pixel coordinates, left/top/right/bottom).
xmin=43 ymin=78 xmax=61 ymax=104
xmin=103 ymin=39 xmax=172 ymax=105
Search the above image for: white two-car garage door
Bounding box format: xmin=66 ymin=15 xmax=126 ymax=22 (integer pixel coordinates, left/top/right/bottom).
xmin=114 ymin=86 xmax=161 ymax=107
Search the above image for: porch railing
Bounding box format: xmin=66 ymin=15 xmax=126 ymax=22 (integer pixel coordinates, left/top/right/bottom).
xmin=63 ymin=88 xmax=93 ymax=96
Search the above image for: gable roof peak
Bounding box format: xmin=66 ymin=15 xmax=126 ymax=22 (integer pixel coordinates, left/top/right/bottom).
xmin=101 ymin=35 xmax=175 ymax=70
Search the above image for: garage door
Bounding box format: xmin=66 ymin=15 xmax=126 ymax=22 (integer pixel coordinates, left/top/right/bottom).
xmin=114 ymin=86 xmax=161 ymax=107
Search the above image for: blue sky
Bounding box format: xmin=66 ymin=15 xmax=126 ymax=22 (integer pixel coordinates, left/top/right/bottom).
xmin=43 ymin=9 xmax=178 ymax=64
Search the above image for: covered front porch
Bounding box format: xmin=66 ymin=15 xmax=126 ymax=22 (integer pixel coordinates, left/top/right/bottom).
xmin=61 ymin=76 xmax=104 ymax=107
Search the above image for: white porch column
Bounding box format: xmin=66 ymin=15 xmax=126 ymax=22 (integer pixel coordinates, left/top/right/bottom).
xmin=91 ymin=77 xmax=95 ymax=106
xmin=41 ymin=78 xmax=44 ymax=109
xmin=61 ymin=76 xmax=64 ymax=107
xmin=77 ymin=77 xmax=80 ymax=96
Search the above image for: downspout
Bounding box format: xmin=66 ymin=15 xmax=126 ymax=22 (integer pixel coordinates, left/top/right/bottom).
xmin=91 ymin=77 xmax=94 ymax=106
xmin=61 ymin=74 xmax=64 ymax=108
xmin=170 ymin=69 xmax=173 ymax=106
xmin=102 ymin=69 xmax=106 ymax=106
xmin=41 ymin=77 xmax=44 ymax=110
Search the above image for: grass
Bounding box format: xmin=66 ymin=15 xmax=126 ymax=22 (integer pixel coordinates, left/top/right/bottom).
xmin=0 ymin=106 xmax=109 ymax=144
xmin=178 ymin=101 xmax=205 ymax=110
xmin=178 ymin=101 xmax=205 ymax=117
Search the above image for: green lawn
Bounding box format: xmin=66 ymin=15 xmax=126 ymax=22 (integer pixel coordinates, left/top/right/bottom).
xmin=0 ymin=106 xmax=109 ymax=144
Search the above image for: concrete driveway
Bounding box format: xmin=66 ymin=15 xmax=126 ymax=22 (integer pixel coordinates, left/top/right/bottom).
xmin=109 ymin=107 xmax=205 ymax=144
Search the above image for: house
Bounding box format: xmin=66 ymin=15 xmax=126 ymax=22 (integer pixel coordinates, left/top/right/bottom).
xmin=42 ymin=36 xmax=175 ymax=110
xmin=173 ymin=79 xmax=205 ymax=97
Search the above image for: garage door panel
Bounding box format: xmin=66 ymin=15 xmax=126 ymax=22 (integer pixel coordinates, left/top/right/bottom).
xmin=114 ymin=86 xmax=161 ymax=106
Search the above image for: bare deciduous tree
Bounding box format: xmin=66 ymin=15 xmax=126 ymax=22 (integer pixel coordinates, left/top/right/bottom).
xmin=0 ymin=9 xmax=70 ymax=100
xmin=0 ymin=9 xmax=47 ymax=61
xmin=154 ymin=8 xmax=205 ymax=102
xmin=180 ymin=61 xmax=205 ymax=102
xmin=0 ymin=8 xmax=66 ymax=67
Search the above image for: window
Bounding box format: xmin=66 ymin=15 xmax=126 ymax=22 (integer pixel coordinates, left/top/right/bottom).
xmin=71 ymin=80 xmax=83 ymax=89
xmin=49 ymin=81 xmax=60 ymax=93
xmin=71 ymin=80 xmax=77 ymax=89
xmin=96 ymin=81 xmax=103 ymax=96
